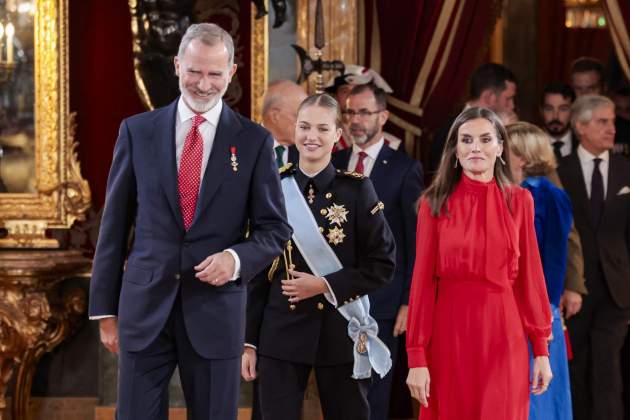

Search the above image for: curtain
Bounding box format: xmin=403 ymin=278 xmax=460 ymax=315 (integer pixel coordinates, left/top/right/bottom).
xmin=603 ymin=0 xmax=630 ymax=83
xmin=363 ymin=0 xmax=503 ymax=162
xmin=537 ymin=0 xmax=611 ymax=96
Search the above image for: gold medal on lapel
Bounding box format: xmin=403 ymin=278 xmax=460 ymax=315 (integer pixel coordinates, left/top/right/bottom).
xmin=230 ymin=146 xmax=238 ymax=172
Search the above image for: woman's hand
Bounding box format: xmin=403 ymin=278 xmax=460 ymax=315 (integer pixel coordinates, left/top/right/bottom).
xmin=282 ymin=270 xmax=329 ymax=303
xmin=241 ymin=347 xmax=257 ymax=381
xmin=531 ymin=356 xmax=553 ymax=395
xmin=407 ymin=367 xmax=431 ymax=408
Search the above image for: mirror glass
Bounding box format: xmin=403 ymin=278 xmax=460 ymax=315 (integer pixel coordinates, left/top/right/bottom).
xmin=0 ymin=1 xmax=35 ymax=193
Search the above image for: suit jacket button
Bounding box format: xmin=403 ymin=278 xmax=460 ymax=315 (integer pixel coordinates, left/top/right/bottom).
xmin=317 ymin=302 xmax=324 ymax=310
xmin=289 ymin=304 xmax=296 ymax=311
xmin=175 ymin=273 xmax=181 ymax=280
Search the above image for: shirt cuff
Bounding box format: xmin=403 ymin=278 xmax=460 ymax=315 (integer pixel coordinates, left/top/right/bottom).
xmin=90 ymin=315 xmax=116 ymax=320
xmin=531 ymin=336 xmax=550 ymax=357
xmin=322 ymin=277 xmax=337 ymax=307
xmin=244 ymin=343 xmax=257 ymax=350
xmin=224 ymin=248 xmax=241 ymax=281
xmin=406 ymin=346 xmax=428 ymax=368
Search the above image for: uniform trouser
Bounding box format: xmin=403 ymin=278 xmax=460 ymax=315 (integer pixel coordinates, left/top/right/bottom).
xmin=257 ymin=356 xmax=370 ymax=420
xmin=116 ymin=294 xmax=240 ymax=420
xmin=367 ymin=319 xmax=398 ymax=420
xmin=568 ymin=271 xmax=630 ymax=420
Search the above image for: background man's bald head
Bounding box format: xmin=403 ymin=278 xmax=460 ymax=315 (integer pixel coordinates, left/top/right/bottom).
xmin=262 ymin=80 xmax=307 ymax=145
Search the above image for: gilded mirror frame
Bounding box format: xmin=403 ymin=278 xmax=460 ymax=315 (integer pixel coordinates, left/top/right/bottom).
xmin=0 ymin=0 xmax=90 ymax=248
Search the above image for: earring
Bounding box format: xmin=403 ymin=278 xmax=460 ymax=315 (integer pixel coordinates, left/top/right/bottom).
xmin=454 ymin=157 xmax=458 ymax=168
xmin=498 ymin=155 xmax=506 ymax=165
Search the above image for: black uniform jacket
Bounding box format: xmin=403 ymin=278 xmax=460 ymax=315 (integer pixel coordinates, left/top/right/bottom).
xmin=246 ymin=162 xmax=396 ymax=366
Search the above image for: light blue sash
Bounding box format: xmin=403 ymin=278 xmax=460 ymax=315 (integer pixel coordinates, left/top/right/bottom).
xmin=281 ymin=176 xmax=392 ymax=379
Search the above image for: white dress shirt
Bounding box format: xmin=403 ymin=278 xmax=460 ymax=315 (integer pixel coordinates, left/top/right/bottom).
xmin=273 ymin=139 xmax=288 ymax=166
xmin=347 ymin=138 xmax=385 ymax=176
xmin=550 ymin=130 xmax=573 ymax=158
xmin=577 ymin=145 xmax=610 ymax=199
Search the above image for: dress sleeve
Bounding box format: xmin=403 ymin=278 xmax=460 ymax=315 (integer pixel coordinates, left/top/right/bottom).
xmin=406 ymin=198 xmax=439 ymax=368
xmin=513 ymin=190 xmax=552 ymax=357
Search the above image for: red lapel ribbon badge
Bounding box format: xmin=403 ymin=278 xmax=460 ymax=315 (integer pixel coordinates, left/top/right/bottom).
xmin=230 ymin=146 xmax=238 ymax=172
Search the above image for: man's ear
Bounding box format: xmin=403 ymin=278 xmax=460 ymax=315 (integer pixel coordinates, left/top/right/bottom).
xmin=379 ymin=109 xmax=390 ymax=127
xmin=174 ymin=56 xmax=181 ymax=77
xmin=479 ymin=89 xmax=497 ymax=108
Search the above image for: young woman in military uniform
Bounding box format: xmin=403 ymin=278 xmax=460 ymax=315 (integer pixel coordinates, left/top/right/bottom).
xmin=241 ymin=93 xmax=396 ymax=420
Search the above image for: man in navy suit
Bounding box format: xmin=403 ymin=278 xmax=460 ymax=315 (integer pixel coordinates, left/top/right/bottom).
xmin=332 ymin=83 xmax=423 ymax=420
xmin=88 ymin=23 xmax=291 ymax=420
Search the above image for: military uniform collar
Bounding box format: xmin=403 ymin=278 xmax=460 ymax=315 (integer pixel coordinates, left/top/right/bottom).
xmin=295 ymin=162 xmax=336 ymax=193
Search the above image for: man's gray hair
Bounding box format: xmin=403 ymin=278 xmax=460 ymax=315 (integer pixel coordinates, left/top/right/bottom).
xmin=177 ymin=23 xmax=234 ymax=66
xmin=571 ymin=94 xmax=614 ymax=132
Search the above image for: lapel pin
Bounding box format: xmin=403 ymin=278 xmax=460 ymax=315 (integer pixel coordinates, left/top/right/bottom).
xmin=230 ymin=146 xmax=238 ymax=172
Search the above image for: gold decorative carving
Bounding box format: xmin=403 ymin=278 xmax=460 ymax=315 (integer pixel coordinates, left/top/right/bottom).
xmin=0 ymin=0 xmax=91 ymax=248
xmin=250 ymin=1 xmax=268 ymax=123
xmin=296 ymin=0 xmax=357 ymax=93
xmin=0 ymin=250 xmax=89 ymax=420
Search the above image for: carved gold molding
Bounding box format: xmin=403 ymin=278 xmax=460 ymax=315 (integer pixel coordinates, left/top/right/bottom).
xmin=250 ymin=1 xmax=269 ymax=123
xmin=296 ymin=0 xmax=358 ymax=93
xmin=0 ymin=0 xmax=91 ymax=248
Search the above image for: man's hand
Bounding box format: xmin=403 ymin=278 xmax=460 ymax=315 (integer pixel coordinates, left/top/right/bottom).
xmin=241 ymin=347 xmax=257 ymax=381
xmin=99 ymin=317 xmax=119 ymax=354
xmin=195 ymin=251 xmax=235 ymax=286
xmin=393 ymin=305 xmax=408 ymax=337
xmin=282 ymin=270 xmax=328 ymax=303
xmin=560 ymin=289 xmax=582 ymax=319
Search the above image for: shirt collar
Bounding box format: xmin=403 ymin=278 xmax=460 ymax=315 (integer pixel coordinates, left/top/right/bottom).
xmin=177 ymin=97 xmax=223 ymax=127
xmin=558 ymin=130 xmax=572 ymax=144
xmin=577 ymin=144 xmax=609 ymax=164
xmin=352 ymin=137 xmax=385 ymax=161
xmin=294 ymin=162 xmax=336 ymax=193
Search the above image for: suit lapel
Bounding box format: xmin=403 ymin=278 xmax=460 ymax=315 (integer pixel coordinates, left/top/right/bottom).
xmin=370 ymin=145 xmax=394 ymax=188
xmin=191 ymin=103 xmax=241 ymax=228
xmin=155 ymin=100 xmax=184 ymax=231
xmin=565 ymin=153 xmax=594 ymax=230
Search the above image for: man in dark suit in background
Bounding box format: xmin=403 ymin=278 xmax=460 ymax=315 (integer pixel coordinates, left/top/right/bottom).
xmin=558 ymin=94 xmax=630 ymax=420
xmin=332 ymin=83 xmax=423 ymax=420
xmin=540 ymin=83 xmax=578 ymax=160
xmin=428 ymin=63 xmax=517 ymax=174
xmin=88 ymin=23 xmax=291 ymax=420
xmin=262 ymin=80 xmax=306 ymax=167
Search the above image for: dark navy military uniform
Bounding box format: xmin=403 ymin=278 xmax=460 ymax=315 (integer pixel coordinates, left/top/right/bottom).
xmin=246 ymin=162 xmax=396 ymax=420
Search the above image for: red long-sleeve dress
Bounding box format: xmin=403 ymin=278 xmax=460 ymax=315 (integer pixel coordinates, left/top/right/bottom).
xmin=406 ymin=174 xmax=552 ymax=420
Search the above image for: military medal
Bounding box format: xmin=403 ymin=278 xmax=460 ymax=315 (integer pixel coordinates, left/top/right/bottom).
xmin=307 ymin=184 xmax=315 ymax=204
xmin=324 ymin=203 xmax=348 ymax=226
xmin=327 ymin=226 xmax=346 ymax=245
xmin=230 ymin=146 xmax=238 ymax=172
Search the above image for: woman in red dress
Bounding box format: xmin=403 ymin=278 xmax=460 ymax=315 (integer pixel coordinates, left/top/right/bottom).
xmin=406 ymin=107 xmax=553 ymax=420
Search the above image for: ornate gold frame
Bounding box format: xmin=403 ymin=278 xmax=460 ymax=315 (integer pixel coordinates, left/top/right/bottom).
xmin=0 ymin=0 xmax=91 ymax=248
xmin=250 ymin=2 xmax=268 ymax=123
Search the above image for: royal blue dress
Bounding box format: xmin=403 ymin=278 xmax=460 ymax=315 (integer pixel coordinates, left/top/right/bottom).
xmin=522 ymin=176 xmax=573 ymax=420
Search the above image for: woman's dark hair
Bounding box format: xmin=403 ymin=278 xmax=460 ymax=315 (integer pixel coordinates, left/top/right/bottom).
xmin=424 ymin=107 xmax=514 ymax=216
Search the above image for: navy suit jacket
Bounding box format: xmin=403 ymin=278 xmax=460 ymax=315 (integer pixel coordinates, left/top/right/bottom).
xmin=89 ymin=99 xmax=292 ymax=359
xmin=332 ymin=145 xmax=423 ymax=320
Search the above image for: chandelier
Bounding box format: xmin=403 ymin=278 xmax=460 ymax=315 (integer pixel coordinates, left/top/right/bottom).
xmin=565 ymin=0 xmax=607 ymax=29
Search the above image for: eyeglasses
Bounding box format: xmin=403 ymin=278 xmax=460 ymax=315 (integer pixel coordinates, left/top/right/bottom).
xmin=342 ymin=109 xmax=384 ymax=118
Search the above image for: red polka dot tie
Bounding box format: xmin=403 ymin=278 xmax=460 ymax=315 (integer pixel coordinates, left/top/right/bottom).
xmin=178 ymin=115 xmax=205 ymax=230
xmin=355 ymin=151 xmax=368 ymax=174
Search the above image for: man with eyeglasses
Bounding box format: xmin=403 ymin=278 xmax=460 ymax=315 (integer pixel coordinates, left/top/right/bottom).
xmin=332 ymin=82 xmax=423 ymax=420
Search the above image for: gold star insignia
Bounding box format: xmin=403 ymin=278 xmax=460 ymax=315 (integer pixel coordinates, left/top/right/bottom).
xmin=327 ymin=226 xmax=346 ymax=245
xmin=324 ymin=203 xmax=349 ymax=226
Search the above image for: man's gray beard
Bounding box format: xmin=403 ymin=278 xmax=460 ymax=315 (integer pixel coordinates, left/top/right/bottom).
xmin=350 ymin=133 xmax=369 ymax=144
xmin=182 ymin=91 xmax=220 ymax=113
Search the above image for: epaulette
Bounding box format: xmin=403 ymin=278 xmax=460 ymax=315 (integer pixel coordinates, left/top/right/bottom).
xmin=336 ymin=170 xmax=365 ymax=179
xmin=279 ymin=162 xmax=296 ymax=177
xmin=370 ymin=201 xmax=385 ymax=215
